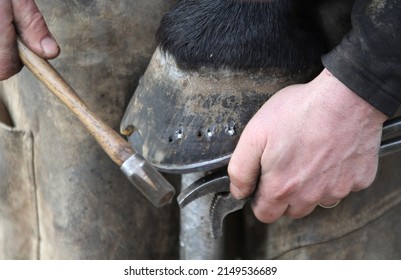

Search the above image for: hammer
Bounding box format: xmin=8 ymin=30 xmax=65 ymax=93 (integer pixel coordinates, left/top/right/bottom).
xmin=17 ymin=39 xmax=176 ymax=208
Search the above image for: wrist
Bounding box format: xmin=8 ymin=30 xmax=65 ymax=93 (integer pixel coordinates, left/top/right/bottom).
xmin=314 ymin=68 xmax=388 ymax=126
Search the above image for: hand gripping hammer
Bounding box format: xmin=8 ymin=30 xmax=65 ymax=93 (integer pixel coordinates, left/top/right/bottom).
xmin=17 ymin=40 xmax=175 ymax=208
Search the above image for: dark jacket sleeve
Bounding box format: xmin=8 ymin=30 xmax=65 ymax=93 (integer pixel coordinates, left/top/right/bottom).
xmin=322 ymin=0 xmax=401 ymax=117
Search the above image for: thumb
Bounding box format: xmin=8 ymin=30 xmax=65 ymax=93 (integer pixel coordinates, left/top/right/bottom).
xmin=227 ymin=122 xmax=265 ymax=199
xmin=12 ymin=0 xmax=59 ymax=58
xmin=0 ymin=1 xmax=21 ymax=80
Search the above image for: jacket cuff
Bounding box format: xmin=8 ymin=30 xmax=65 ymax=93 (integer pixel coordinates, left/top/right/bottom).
xmin=322 ymin=48 xmax=400 ymax=117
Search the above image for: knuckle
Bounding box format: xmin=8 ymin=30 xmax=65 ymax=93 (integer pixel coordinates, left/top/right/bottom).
xmin=0 ymin=72 xmax=12 ymax=81
xmin=227 ymin=161 xmax=241 ymax=181
xmin=0 ymin=65 xmax=11 ymax=80
xmin=355 ymin=160 xmax=379 ymax=188
xmin=303 ymin=192 xmax=322 ymax=205
xmin=0 ymin=59 xmax=21 ymax=81
xmin=251 ymin=196 xmax=280 ymax=224
xmin=354 ymin=174 xmax=376 ymax=191
xmin=331 ymin=185 xmax=350 ymax=200
xmin=227 ymin=163 xmax=255 ymax=190
xmin=27 ymin=11 xmax=47 ymax=34
xmin=286 ymin=210 xmax=307 ymax=220
xmin=273 ymin=180 xmax=297 ymax=201
xmin=253 ymin=207 xmax=277 ymax=224
xmin=0 ymin=69 xmax=20 ymax=81
xmin=14 ymin=0 xmax=48 ymax=34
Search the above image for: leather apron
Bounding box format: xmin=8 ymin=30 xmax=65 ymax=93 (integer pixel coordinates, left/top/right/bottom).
xmin=0 ymin=0 xmax=179 ymax=259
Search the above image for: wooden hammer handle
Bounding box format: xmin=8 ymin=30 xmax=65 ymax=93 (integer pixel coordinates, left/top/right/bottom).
xmin=17 ymin=39 xmax=135 ymax=166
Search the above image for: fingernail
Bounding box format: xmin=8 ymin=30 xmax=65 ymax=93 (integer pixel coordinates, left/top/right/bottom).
xmin=41 ymin=36 xmax=59 ymax=56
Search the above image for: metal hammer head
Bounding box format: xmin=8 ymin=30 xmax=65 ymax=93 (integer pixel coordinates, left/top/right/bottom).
xmin=121 ymin=153 xmax=176 ymax=208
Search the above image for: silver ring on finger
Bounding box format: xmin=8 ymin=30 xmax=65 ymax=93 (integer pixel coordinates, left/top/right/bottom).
xmin=318 ymin=200 xmax=341 ymax=209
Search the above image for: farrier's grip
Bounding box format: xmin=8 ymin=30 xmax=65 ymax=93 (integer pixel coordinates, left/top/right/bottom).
xmin=17 ymin=38 xmax=176 ymax=207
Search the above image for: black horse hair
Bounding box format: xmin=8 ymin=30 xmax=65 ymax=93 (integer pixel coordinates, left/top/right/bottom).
xmin=156 ymin=0 xmax=327 ymax=73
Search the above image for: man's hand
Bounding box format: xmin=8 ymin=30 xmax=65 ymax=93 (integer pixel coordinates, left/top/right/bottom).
xmin=0 ymin=0 xmax=59 ymax=80
xmin=228 ymin=68 xmax=387 ymax=223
